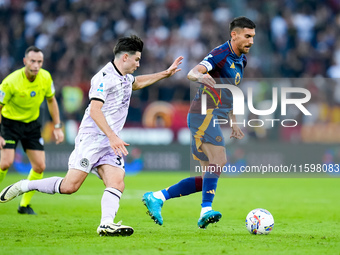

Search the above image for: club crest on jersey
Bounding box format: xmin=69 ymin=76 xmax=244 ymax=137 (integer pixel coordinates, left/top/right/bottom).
xmin=30 ymin=91 xmax=36 ymax=97
xmin=235 ymin=73 xmax=241 ymax=85
xmin=215 ymin=136 xmax=222 ymax=142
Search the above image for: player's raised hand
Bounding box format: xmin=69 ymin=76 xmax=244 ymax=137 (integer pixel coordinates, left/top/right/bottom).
xmin=164 ymin=56 xmax=183 ymax=77
xmin=230 ymin=125 xmax=244 ymax=140
xmin=53 ymin=128 xmax=64 ymax=144
xmin=109 ymin=134 xmax=130 ymax=157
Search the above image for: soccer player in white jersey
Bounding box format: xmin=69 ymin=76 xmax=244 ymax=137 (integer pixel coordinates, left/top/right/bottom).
xmin=0 ymin=35 xmax=183 ymax=236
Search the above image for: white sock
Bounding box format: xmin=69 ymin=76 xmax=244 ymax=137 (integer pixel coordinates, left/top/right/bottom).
xmin=25 ymin=177 xmax=63 ymax=194
xmin=100 ymin=187 xmax=122 ymax=225
xmin=20 ymin=180 xmax=30 ymax=192
xmin=153 ymin=191 xmax=166 ymax=202
xmin=200 ymin=206 xmax=212 ymax=217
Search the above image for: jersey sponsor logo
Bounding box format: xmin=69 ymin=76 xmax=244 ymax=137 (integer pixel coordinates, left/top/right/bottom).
xmin=0 ymin=90 xmax=5 ymax=102
xmin=235 ymin=73 xmax=241 ymax=85
xmin=80 ymin=158 xmax=89 ymax=168
xmin=30 ymin=91 xmax=36 ymax=97
xmin=230 ymin=62 xmax=235 ymax=69
xmin=97 ymin=83 xmax=104 ymax=92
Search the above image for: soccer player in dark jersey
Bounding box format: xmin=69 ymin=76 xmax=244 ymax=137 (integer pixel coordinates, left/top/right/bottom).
xmin=0 ymin=46 xmax=64 ymax=215
xmin=143 ymin=17 xmax=256 ymax=229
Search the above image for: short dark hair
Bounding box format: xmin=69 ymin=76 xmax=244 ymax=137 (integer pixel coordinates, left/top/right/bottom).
xmin=229 ymin=17 xmax=256 ymax=33
xmin=25 ymin=46 xmax=42 ymax=56
xmin=113 ymin=35 xmax=144 ymax=56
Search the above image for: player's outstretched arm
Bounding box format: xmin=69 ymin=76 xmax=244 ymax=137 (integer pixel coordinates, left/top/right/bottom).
xmin=132 ymin=56 xmax=183 ymax=90
xmin=187 ymin=65 xmax=216 ymax=87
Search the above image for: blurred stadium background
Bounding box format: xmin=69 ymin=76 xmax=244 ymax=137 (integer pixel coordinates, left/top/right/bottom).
xmin=1 ymin=0 xmax=340 ymax=173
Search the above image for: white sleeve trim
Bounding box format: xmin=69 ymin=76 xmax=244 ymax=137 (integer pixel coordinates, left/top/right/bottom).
xmin=199 ymin=60 xmax=213 ymax=72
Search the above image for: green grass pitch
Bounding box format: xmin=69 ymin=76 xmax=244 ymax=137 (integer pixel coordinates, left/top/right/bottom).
xmin=0 ymin=172 xmax=339 ymax=255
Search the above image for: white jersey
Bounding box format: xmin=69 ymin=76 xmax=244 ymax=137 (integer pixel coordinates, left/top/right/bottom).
xmin=78 ymin=61 xmax=135 ymax=136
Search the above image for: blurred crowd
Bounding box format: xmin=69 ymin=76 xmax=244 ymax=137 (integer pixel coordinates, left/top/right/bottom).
xmin=0 ymin=0 xmax=340 ymax=142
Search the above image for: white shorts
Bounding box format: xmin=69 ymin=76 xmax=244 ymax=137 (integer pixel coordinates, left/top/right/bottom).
xmin=68 ymin=133 xmax=125 ymax=177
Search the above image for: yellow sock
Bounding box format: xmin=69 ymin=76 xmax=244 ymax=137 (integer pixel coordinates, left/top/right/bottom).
xmin=0 ymin=169 xmax=8 ymax=185
xmin=20 ymin=169 xmax=44 ymax=207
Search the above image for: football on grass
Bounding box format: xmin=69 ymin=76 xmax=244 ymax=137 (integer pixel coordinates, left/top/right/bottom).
xmin=245 ymin=208 xmax=274 ymax=235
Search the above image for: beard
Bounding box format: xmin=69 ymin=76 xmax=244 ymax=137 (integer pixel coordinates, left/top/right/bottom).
xmin=239 ymin=45 xmax=251 ymax=54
